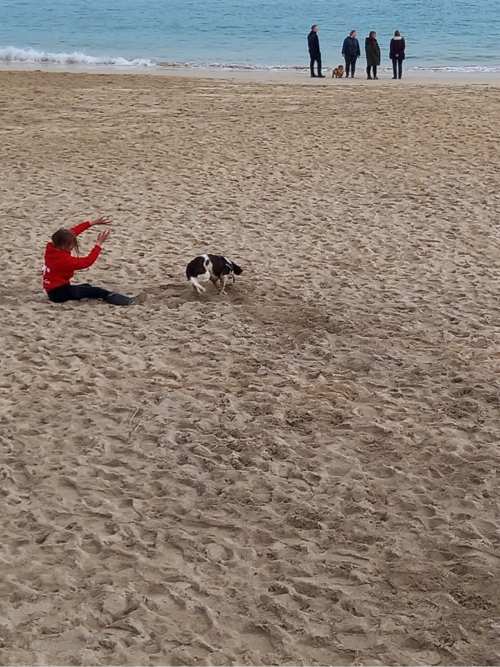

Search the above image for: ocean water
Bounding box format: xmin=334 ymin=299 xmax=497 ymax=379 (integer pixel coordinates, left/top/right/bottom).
xmin=0 ymin=0 xmax=499 ymax=72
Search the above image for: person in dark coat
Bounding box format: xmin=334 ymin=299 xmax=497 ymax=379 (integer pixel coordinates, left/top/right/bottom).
xmin=342 ymin=30 xmax=361 ymax=78
xmin=365 ymin=30 xmax=381 ymax=79
xmin=307 ymin=25 xmax=324 ymax=78
xmin=389 ymin=30 xmax=406 ymax=79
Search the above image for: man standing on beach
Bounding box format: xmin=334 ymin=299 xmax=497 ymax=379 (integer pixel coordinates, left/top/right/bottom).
xmin=342 ymin=30 xmax=361 ymax=78
xmin=308 ymin=25 xmax=325 ymax=78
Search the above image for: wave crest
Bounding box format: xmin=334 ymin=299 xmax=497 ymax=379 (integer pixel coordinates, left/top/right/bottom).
xmin=1 ymin=45 xmax=500 ymax=73
xmin=0 ymin=46 xmax=156 ymax=68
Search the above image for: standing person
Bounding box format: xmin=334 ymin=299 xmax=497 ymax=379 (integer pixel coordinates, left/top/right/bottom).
xmin=42 ymin=216 xmax=147 ymax=305
xmin=390 ymin=30 xmax=406 ymax=79
xmin=365 ymin=30 xmax=381 ymax=79
xmin=307 ymin=25 xmax=324 ymax=78
xmin=342 ymin=30 xmax=361 ymax=78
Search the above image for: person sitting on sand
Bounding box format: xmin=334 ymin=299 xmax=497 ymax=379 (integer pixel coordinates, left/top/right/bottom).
xmin=365 ymin=31 xmax=381 ymax=79
xmin=42 ymin=216 xmax=147 ymax=306
xmin=390 ymin=30 xmax=406 ymax=79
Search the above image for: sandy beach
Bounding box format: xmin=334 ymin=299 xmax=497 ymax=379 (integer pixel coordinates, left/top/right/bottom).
xmin=1 ymin=70 xmax=500 ymax=666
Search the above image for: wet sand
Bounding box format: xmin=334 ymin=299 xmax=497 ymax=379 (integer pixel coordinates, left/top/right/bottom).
xmin=2 ymin=62 xmax=500 ymax=85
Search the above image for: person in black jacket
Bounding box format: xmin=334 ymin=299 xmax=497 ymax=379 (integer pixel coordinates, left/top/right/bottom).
xmin=365 ymin=31 xmax=381 ymax=79
xmin=307 ymin=25 xmax=324 ymax=78
xmin=342 ymin=30 xmax=361 ymax=78
xmin=389 ymin=30 xmax=406 ymax=79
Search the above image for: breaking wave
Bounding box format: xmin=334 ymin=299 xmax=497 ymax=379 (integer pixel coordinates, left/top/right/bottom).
xmin=1 ymin=46 xmax=499 ymax=73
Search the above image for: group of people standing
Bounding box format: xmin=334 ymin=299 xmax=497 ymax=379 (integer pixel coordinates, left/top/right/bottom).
xmin=307 ymin=26 xmax=406 ymax=80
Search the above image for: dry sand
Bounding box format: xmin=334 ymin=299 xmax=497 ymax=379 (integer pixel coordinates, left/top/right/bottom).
xmin=1 ymin=70 xmax=500 ymax=666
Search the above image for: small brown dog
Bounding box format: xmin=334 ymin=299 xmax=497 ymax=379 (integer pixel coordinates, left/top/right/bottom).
xmin=332 ymin=65 xmax=344 ymax=78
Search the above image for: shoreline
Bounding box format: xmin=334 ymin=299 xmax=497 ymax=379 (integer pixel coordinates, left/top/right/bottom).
xmin=1 ymin=62 xmax=500 ymax=85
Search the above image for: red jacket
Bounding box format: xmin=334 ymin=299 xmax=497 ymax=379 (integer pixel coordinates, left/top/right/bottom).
xmin=42 ymin=221 xmax=101 ymax=292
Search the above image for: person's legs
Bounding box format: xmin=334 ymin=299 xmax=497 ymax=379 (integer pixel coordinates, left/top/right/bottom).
xmin=351 ymin=57 xmax=356 ymax=77
xmin=310 ymin=56 xmax=316 ymax=77
xmin=47 ymin=283 xmax=109 ymax=303
xmin=105 ymin=291 xmax=147 ymax=306
xmin=317 ymin=55 xmax=323 ymax=77
xmin=373 ymin=65 xmax=378 ymax=79
xmin=46 ymin=284 xmax=72 ymax=303
xmin=398 ymin=60 xmax=403 ymax=79
xmin=392 ymin=59 xmax=397 ymax=78
xmin=344 ymin=58 xmax=350 ymax=77
xmin=47 ymin=283 xmax=147 ymax=306
xmin=366 ymin=65 xmax=372 ymax=79
xmin=72 ymin=284 xmax=112 ymax=301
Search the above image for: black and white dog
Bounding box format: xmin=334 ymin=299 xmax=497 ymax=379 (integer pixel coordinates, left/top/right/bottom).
xmin=186 ymin=254 xmax=243 ymax=295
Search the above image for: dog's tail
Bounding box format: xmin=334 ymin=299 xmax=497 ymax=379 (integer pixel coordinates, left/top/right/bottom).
xmin=189 ymin=276 xmax=206 ymax=293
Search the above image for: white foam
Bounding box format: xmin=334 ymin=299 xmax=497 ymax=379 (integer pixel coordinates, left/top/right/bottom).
xmin=0 ymin=46 xmax=156 ymax=68
xmin=0 ymin=48 xmax=309 ymax=71
xmin=408 ymin=65 xmax=500 ymax=73
xmin=1 ymin=45 xmax=499 ymax=74
xmin=156 ymin=60 xmax=307 ymax=71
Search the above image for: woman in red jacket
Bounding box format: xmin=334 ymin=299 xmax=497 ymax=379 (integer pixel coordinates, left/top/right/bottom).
xmin=43 ymin=216 xmax=147 ymax=306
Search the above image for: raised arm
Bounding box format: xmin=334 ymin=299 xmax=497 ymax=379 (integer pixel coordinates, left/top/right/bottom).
xmin=68 ymin=245 xmax=101 ymax=270
xmin=67 ymin=230 xmax=111 ymax=271
xmin=70 ymin=216 xmax=112 ymax=237
xmin=70 ymin=221 xmax=92 ymax=236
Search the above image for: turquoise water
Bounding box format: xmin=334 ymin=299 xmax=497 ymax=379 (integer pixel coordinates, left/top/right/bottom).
xmin=1 ymin=0 xmax=499 ymax=71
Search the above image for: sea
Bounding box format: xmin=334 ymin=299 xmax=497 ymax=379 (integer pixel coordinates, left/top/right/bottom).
xmin=0 ymin=0 xmax=499 ymax=74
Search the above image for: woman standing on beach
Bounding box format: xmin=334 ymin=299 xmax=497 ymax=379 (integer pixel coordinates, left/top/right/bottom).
xmin=42 ymin=216 xmax=147 ymax=306
xmin=390 ymin=30 xmax=406 ymax=79
xmin=365 ymin=31 xmax=381 ymax=79
xmin=342 ymin=30 xmax=361 ymax=78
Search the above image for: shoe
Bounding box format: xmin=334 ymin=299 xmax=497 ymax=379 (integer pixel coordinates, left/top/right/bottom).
xmin=129 ymin=292 xmax=148 ymax=306
xmin=105 ymin=290 xmax=147 ymax=306
xmin=374 ymin=76 xmax=379 ymax=80
xmin=367 ymin=76 xmax=372 ymax=79
xmin=310 ymin=74 xmax=317 ymax=78
xmin=106 ymin=291 xmax=133 ymax=306
xmin=392 ymin=76 xmax=397 ymax=79
xmin=318 ymin=74 xmax=325 ymax=78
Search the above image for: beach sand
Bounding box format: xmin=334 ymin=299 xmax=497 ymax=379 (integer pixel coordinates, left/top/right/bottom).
xmin=1 ymin=70 xmax=500 ymax=666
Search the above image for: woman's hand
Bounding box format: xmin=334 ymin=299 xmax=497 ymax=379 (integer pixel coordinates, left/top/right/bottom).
xmin=96 ymin=230 xmax=111 ymax=246
xmin=90 ymin=216 xmax=112 ymax=226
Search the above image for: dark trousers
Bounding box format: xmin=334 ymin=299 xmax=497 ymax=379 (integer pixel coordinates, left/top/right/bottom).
xmin=345 ymin=56 xmax=357 ymax=77
xmin=392 ymin=58 xmax=403 ymax=78
xmin=366 ymin=65 xmax=378 ymax=78
xmin=47 ymin=283 xmax=131 ymax=305
xmin=309 ymin=54 xmax=322 ymax=76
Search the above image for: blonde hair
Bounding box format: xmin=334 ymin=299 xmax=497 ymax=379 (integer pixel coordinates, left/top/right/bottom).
xmin=51 ymin=228 xmax=79 ymax=254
